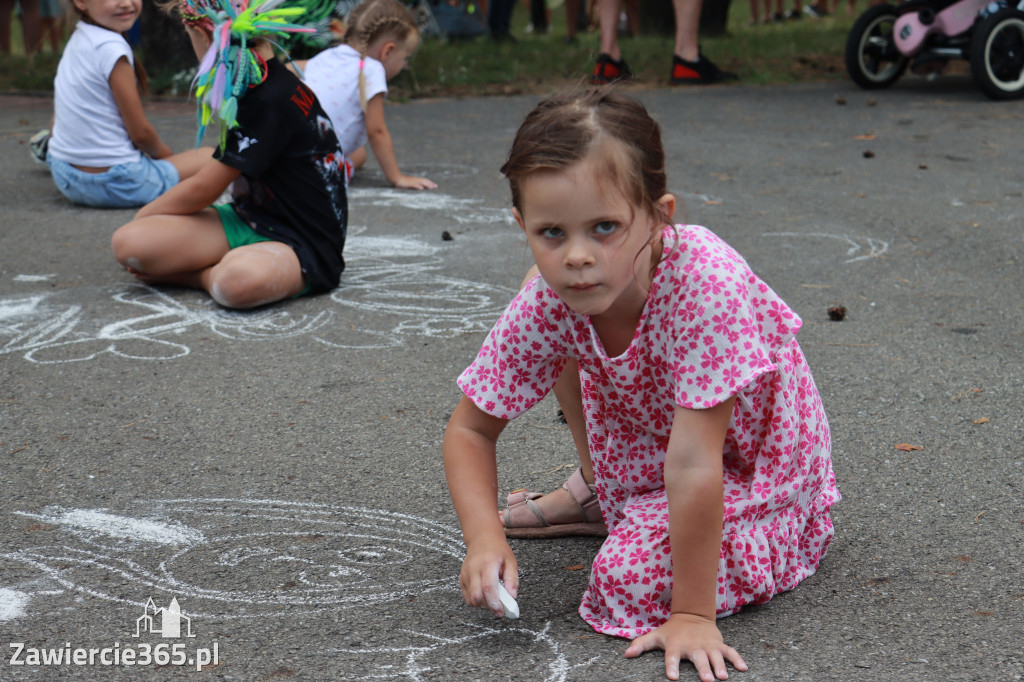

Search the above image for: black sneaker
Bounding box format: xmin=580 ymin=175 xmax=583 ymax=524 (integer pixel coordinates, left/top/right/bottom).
xmin=591 ymin=53 xmax=633 ymax=84
xmin=669 ymin=54 xmax=737 ymax=85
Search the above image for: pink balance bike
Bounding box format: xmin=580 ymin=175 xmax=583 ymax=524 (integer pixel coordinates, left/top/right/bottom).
xmin=845 ymin=0 xmax=1024 ymax=99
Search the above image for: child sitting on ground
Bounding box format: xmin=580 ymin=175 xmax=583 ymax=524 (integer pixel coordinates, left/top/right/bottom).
xmin=295 ymin=0 xmax=436 ymax=190
xmin=444 ymin=90 xmax=839 ymax=681
xmin=43 ymin=0 xmax=211 ymax=207
xmin=110 ymin=0 xmax=348 ymax=310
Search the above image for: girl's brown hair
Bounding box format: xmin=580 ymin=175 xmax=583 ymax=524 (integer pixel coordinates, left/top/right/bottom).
xmin=342 ymin=0 xmax=418 ymax=111
xmin=500 ymin=89 xmax=670 ymax=225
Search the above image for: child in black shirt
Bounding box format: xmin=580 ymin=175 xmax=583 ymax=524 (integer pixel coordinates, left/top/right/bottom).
xmin=111 ymin=0 xmax=347 ymax=308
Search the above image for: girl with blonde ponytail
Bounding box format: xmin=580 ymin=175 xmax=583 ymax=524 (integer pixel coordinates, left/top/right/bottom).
xmin=298 ymin=0 xmax=436 ymax=189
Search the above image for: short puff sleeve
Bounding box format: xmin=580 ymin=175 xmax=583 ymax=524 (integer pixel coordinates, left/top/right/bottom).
xmin=457 ymin=277 xmax=572 ymax=420
xmin=668 ymin=232 xmax=802 ymax=409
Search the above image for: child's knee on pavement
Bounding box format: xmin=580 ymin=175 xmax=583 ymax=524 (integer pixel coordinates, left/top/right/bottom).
xmin=110 ymin=223 xmax=149 ymax=272
xmin=208 ymin=243 xmax=303 ymax=309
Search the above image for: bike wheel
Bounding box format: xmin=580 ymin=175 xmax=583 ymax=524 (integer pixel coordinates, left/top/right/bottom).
xmin=970 ymin=8 xmax=1024 ymax=100
xmin=845 ymin=4 xmax=910 ymax=89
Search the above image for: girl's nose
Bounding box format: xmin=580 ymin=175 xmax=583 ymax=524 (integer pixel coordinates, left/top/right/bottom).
xmin=564 ymin=242 xmax=595 ymax=268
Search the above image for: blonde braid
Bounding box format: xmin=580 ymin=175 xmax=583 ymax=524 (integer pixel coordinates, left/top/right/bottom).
xmin=342 ymin=0 xmax=418 ymax=111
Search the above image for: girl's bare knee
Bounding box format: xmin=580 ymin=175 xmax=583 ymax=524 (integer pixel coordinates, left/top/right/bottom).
xmin=111 ymin=223 xmax=145 ymax=269
xmin=208 ymin=265 xmax=286 ymax=309
xmin=209 ymin=270 xmax=258 ymax=308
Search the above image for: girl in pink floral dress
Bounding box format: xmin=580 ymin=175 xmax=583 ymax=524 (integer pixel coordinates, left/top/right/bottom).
xmin=443 ymin=90 xmax=839 ymax=682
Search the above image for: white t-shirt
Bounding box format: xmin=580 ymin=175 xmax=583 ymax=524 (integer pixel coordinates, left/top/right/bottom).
xmin=49 ymin=21 xmax=141 ymax=167
xmin=303 ymin=44 xmax=388 ymax=158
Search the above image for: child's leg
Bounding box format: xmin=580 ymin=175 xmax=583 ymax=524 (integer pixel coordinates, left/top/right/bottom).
xmin=349 ymin=146 xmax=368 ymax=170
xmin=39 ymin=16 xmax=53 ymax=51
xmin=112 ymin=208 xmax=230 ymax=283
xmin=0 ymin=0 xmax=16 ymax=55
xmin=500 ymin=267 xmax=601 ymax=534
xmin=18 ymin=0 xmax=41 ymax=57
xmin=201 ymin=241 xmax=305 ymax=309
xmin=166 ymin=147 xmax=215 ymax=182
xmin=112 ymin=210 xmax=305 ymax=309
xmin=553 ymin=359 xmax=595 ymax=484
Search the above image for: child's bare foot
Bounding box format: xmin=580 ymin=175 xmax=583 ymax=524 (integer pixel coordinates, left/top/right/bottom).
xmin=125 ymin=266 xmax=158 ymax=285
xmin=124 ymin=265 xmax=201 ymax=289
xmin=500 ymin=467 xmax=607 ymax=538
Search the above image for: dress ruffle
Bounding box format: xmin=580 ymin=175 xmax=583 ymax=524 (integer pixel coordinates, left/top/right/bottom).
xmin=581 ymin=488 xmax=839 ymax=639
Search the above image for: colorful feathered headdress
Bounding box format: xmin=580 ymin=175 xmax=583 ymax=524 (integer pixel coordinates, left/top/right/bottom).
xmin=178 ymin=0 xmax=332 ymax=146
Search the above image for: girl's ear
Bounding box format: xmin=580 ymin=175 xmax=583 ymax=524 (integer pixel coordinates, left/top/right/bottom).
xmin=655 ymin=193 xmax=676 ymax=225
xmin=378 ymin=41 xmax=397 ymax=61
xmin=512 ymin=207 xmax=526 ymax=233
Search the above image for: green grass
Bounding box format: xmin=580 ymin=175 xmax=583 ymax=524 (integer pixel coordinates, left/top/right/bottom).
xmin=0 ymin=5 xmax=859 ymax=97
xmin=390 ymin=3 xmax=857 ymax=97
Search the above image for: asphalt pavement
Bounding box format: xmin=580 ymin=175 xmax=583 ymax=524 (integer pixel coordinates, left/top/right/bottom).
xmin=1 ymin=73 xmax=1022 ymax=681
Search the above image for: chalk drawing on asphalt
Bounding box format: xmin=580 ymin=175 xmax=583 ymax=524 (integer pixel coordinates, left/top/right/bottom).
xmin=320 ymin=226 xmax=517 ymax=349
xmin=763 ymin=232 xmax=890 ymax=263
xmin=0 ymin=286 xmax=332 ymax=364
xmin=2 ymin=230 xmax=516 ymax=362
xmin=332 ymin=622 xmax=600 ymax=682
xmin=3 ymin=498 xmax=601 ymax=678
xmin=349 ymin=188 xmax=513 ymax=226
xmin=6 ymin=498 xmax=465 ymax=617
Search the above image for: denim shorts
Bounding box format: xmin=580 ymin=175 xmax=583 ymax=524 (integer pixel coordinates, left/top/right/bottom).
xmin=48 ymin=156 xmax=180 ymax=208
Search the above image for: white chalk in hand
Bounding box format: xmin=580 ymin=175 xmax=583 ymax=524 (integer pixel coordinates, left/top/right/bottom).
xmin=496 ymin=581 xmax=519 ymax=619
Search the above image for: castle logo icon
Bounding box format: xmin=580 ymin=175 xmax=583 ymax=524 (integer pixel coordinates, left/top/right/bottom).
xmin=133 ymin=597 xmax=196 ymax=639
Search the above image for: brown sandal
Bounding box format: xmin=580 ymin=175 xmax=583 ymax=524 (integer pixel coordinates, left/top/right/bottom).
xmin=501 ymin=467 xmax=608 ymax=538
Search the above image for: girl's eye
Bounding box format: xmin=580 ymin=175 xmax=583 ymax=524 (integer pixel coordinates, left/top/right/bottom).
xmin=540 ymin=227 xmax=564 ymax=239
xmin=594 ymin=221 xmax=617 ymax=235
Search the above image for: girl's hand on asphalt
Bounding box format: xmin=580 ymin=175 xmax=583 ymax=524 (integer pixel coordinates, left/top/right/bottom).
xmin=459 ymin=536 xmax=518 ymax=617
xmin=394 ymin=174 xmax=437 ymax=190
xmin=624 ymin=613 xmax=747 ymax=681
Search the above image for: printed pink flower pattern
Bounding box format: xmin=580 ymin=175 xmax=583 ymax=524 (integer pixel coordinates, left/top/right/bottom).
xmin=458 ymin=225 xmax=839 ymax=639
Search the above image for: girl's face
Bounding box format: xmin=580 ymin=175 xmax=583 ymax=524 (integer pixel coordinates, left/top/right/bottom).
xmin=375 ymin=33 xmax=418 ymax=80
xmin=73 ymin=0 xmax=141 ymax=33
xmin=514 ymin=156 xmax=675 ymax=326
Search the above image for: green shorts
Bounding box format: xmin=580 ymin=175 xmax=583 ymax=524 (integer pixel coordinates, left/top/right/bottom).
xmin=214 ymin=203 xmax=311 ymax=298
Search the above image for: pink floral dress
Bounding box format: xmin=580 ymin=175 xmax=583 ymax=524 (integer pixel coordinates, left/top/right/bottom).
xmin=458 ymin=225 xmax=839 ymax=639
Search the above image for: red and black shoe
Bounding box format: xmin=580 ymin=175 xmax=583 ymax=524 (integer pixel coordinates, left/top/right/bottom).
xmin=591 ymin=53 xmax=633 ymax=85
xmin=669 ymin=53 xmax=738 ymax=85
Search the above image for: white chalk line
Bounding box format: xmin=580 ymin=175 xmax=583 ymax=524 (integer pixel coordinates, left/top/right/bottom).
xmin=0 ymin=588 xmax=30 ymax=621
xmin=763 ymin=232 xmax=890 ymax=263
xmin=330 ymin=621 xmax=600 ymax=682
xmin=17 ymin=508 xmax=205 ymax=546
